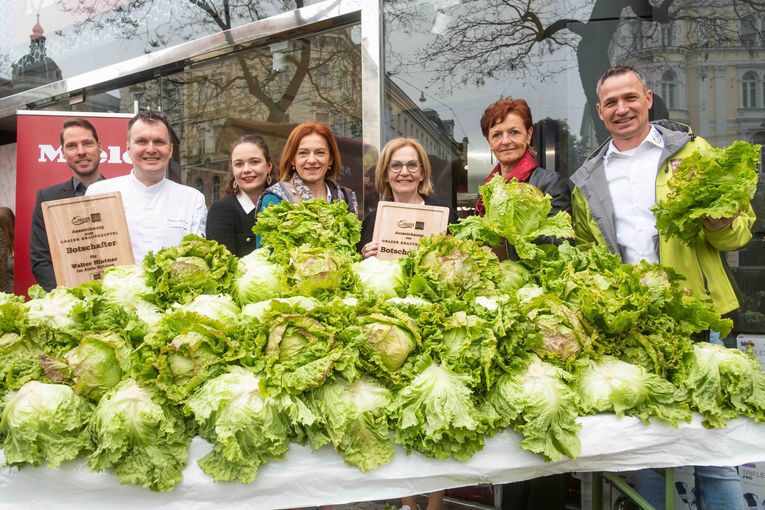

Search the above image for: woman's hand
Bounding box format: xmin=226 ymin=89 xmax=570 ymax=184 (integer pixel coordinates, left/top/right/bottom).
xmin=361 ymin=241 xmax=379 ymax=259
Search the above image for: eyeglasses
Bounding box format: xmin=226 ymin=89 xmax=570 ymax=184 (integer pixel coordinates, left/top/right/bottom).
xmin=388 ymin=160 xmax=421 ymax=173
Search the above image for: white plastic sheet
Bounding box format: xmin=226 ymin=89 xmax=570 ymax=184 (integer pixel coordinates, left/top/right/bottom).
xmin=1 ymin=414 xmax=765 ymax=510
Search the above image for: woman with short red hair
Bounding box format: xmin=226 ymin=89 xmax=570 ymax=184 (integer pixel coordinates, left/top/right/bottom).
xmin=477 ymin=97 xmax=571 ymax=217
xmin=476 ymin=97 xmax=572 ymax=262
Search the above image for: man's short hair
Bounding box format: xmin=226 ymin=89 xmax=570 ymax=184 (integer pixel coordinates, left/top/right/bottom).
xmin=127 ymin=109 xmax=174 ymax=141
xmin=595 ymin=65 xmax=648 ymax=100
xmin=59 ymin=118 xmax=99 ymax=145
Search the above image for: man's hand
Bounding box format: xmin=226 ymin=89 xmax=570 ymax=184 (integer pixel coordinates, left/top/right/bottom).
xmin=701 ymin=215 xmax=737 ymax=232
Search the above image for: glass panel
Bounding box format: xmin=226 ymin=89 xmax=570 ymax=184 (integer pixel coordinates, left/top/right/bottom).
xmin=150 ymin=23 xmax=364 ymax=208
xmin=0 ymin=0 xmax=323 ymax=101
xmin=383 ymin=0 xmax=765 ymax=337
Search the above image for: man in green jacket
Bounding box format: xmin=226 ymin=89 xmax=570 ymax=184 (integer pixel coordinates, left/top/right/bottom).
xmin=570 ymin=65 xmax=754 ymax=509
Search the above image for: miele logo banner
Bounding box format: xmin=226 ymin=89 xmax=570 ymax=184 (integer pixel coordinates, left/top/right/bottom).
xmin=37 ymin=144 xmax=133 ymax=165
xmin=14 ymin=111 xmax=134 ymax=296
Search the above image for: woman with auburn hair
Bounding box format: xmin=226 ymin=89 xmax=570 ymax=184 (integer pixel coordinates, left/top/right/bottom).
xmin=206 ymin=134 xmax=275 ymax=257
xmin=257 ymin=122 xmax=358 ymax=218
xmin=0 ymin=207 xmax=14 ymax=294
xmin=359 ymin=137 xmax=457 ymax=260
xmin=477 ymin=97 xmax=572 ymax=260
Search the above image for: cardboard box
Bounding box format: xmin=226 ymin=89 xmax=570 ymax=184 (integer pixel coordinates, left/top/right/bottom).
xmin=740 ymin=462 xmax=765 ymax=509
xmin=737 ymin=334 xmax=765 ymax=369
xmin=673 ymin=466 xmax=697 ymax=510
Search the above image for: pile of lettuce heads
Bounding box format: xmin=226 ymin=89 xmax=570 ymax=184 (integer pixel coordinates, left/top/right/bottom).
xmin=0 ymin=176 xmax=763 ymax=492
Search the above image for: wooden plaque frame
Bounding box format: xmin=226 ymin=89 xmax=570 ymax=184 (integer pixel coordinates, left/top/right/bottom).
xmin=42 ymin=192 xmax=134 ymax=288
xmin=371 ymin=201 xmax=450 ymax=260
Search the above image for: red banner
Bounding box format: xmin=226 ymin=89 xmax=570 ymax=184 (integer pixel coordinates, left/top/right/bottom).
xmin=15 ymin=111 xmax=134 ymax=296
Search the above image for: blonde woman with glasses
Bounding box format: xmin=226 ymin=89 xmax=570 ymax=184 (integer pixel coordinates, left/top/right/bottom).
xmin=359 ymin=137 xmax=457 ymax=259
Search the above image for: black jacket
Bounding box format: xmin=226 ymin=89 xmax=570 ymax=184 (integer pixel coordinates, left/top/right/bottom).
xmin=359 ymin=196 xmax=459 ymax=251
xmin=527 ymin=167 xmax=572 ymax=216
xmin=206 ymin=194 xmax=257 ymax=258
xmin=511 ymin=167 xmax=572 ymax=259
xmin=30 ymin=179 xmax=78 ymax=291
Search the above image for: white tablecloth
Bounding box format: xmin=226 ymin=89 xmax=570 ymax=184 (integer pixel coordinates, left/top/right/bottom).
xmin=1 ymin=414 xmax=764 ymax=509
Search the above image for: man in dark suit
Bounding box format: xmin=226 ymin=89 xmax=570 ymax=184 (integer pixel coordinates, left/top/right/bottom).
xmin=30 ymin=118 xmax=104 ymax=291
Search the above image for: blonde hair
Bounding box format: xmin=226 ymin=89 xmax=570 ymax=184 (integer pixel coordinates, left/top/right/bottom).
xmin=374 ymin=138 xmax=433 ymax=201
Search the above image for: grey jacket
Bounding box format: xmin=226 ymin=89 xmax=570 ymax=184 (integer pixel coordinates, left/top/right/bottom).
xmin=570 ymin=121 xmax=693 ymax=255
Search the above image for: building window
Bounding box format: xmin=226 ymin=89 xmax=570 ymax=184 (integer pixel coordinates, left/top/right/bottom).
xmin=194 ymin=177 xmax=204 ymax=194
xmin=212 ymin=176 xmax=221 ymax=198
xmin=742 ymin=71 xmax=758 ymax=108
xmin=740 ymin=15 xmax=763 ymax=47
xmin=661 ymin=23 xmax=673 ymax=47
xmin=661 ymin=70 xmax=678 ymax=109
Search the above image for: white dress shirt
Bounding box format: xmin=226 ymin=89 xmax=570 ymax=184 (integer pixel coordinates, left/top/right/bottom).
xmin=85 ymin=170 xmax=207 ymax=263
xmin=603 ymin=127 xmax=664 ymax=264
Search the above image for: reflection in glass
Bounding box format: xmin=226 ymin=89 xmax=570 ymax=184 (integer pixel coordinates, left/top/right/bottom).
xmin=0 ymin=1 xmax=323 ymax=101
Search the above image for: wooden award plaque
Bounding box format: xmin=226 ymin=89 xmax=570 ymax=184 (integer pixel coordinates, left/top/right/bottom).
xmin=41 ymin=192 xmax=134 ymax=288
xmin=371 ymin=201 xmax=450 ymax=260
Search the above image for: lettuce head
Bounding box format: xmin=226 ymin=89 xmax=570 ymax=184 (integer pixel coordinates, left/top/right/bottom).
xmin=1 ymin=381 xmax=92 ymax=468
xmin=304 ymin=377 xmax=393 ymax=471
xmin=87 ymin=379 xmax=193 ymax=491
xmin=388 ymin=361 xmax=486 ymax=461
xmin=143 ymin=234 xmax=238 ymax=307
xmin=403 ymin=234 xmax=502 ymax=301
xmin=486 ymin=355 xmax=580 ymax=461
xmin=184 ymin=366 xmax=292 ymax=483
xmin=574 ymin=356 xmax=691 ymax=425
xmin=652 ymin=140 xmax=760 ymax=246
xmin=253 ymin=198 xmax=362 ymax=263
xmin=234 ymin=248 xmax=284 ymax=305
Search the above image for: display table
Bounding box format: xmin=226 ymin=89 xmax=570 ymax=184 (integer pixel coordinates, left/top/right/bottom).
xmin=2 ymin=414 xmax=764 ymax=510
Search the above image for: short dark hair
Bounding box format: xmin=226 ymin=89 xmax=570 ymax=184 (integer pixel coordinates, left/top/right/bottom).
xmin=59 ymin=118 xmax=99 ymax=145
xmin=596 ymin=65 xmax=648 ymax=100
xmin=127 ymin=109 xmax=174 ymax=141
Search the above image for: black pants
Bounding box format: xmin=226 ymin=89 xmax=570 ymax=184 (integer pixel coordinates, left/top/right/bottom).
xmin=501 ymin=474 xmax=567 ymax=510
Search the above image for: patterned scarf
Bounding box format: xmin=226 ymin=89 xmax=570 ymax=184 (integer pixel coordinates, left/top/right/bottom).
xmin=475 ymin=150 xmax=538 ymax=216
xmin=264 ymin=174 xmax=359 ymax=214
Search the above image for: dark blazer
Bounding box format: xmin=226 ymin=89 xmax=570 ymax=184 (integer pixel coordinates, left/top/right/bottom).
xmin=30 ymin=179 xmax=78 ymax=291
xmin=206 ymin=194 xmax=257 ymax=258
xmin=359 ymin=196 xmax=459 ymax=251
